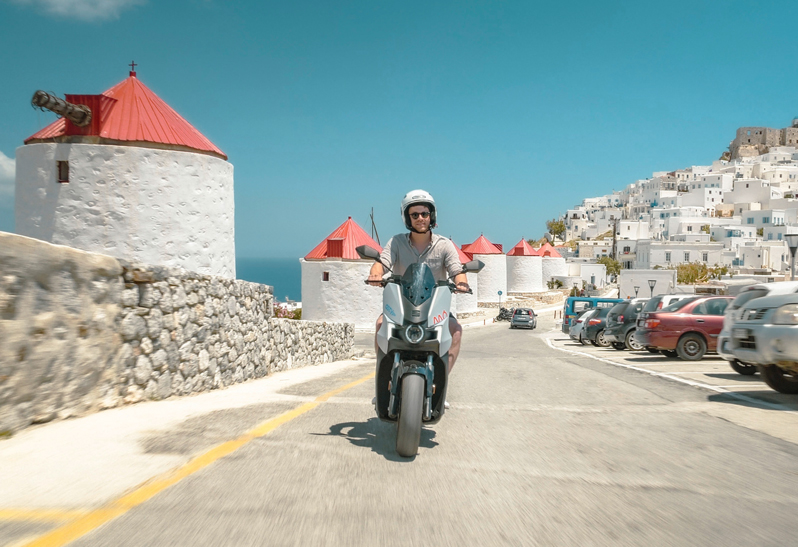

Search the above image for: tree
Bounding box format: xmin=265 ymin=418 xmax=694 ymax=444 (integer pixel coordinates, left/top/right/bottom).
xmin=546 ymin=219 xmax=566 ymax=242
xmin=596 ymin=256 xmax=621 ymax=277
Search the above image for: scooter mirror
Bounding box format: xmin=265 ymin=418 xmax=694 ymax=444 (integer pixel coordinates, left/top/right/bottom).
xmin=356 ymin=245 xmax=381 ymax=261
xmin=462 ymin=259 xmax=485 ymax=273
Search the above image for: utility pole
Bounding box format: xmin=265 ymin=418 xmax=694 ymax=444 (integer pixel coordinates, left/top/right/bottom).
xmin=611 ymin=216 xmax=618 ymax=260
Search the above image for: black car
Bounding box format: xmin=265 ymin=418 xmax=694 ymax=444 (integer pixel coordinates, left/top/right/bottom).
xmin=583 ymin=307 xmax=613 ymax=347
xmin=604 ymin=300 xmax=647 ymax=351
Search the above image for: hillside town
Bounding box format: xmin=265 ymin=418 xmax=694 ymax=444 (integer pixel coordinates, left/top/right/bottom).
xmin=555 ymin=120 xmax=798 ymax=278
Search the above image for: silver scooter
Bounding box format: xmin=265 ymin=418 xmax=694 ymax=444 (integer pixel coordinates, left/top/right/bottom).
xmin=357 ymin=245 xmax=483 ymax=457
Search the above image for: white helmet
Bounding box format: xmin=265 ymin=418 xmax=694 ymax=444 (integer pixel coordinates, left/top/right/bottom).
xmin=400 ymin=189 xmax=437 ymax=231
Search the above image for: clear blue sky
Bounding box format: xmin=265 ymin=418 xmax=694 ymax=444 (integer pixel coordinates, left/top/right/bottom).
xmin=1 ymin=0 xmax=796 ymax=258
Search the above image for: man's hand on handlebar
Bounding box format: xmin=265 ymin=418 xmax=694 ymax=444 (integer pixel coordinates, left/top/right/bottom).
xmin=366 ymin=274 xmax=385 ymax=287
xmin=454 ymin=281 xmax=471 ymax=294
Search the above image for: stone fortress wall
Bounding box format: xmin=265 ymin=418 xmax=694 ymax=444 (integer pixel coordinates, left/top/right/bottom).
xmin=0 ymin=232 xmax=354 ymax=436
xmin=730 ymin=122 xmax=798 ymax=158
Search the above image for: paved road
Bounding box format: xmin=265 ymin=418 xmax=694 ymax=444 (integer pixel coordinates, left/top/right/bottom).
xmin=5 ymin=312 xmax=798 ymax=546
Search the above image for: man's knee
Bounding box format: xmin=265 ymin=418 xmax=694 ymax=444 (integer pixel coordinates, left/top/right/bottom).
xmin=375 ymin=314 xmax=384 ymax=331
xmin=449 ymin=317 xmax=462 ymax=339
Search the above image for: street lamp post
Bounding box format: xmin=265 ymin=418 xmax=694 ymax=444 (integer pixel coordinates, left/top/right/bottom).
xmin=573 ymin=283 xmax=579 ymax=297
xmin=634 ymin=286 xmax=640 ymax=298
xmin=648 ymin=279 xmax=657 ymax=298
xmin=786 ymin=234 xmax=798 ymax=281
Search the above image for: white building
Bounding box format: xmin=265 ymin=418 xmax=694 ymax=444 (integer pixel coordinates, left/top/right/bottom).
xmin=16 ymin=71 xmax=236 ymax=278
xmin=464 ymin=235 xmax=506 ymax=303
xmin=506 ymin=239 xmax=543 ymax=293
xmin=635 ymin=240 xmax=725 ymax=269
xmin=300 ymin=217 xmax=383 ymax=329
xmin=538 ymin=242 xmax=567 ymax=284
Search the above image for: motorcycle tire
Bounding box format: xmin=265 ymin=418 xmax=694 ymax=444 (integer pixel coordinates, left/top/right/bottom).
xmin=729 ymin=359 xmax=757 ymax=376
xmin=758 ymin=365 xmax=798 ymax=394
xmin=396 ymin=374 xmax=425 ymax=457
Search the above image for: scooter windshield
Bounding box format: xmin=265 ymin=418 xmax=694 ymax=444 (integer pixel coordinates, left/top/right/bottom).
xmin=401 ymin=263 xmax=437 ymax=306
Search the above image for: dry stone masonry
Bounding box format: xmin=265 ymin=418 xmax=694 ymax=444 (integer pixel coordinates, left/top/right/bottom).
xmin=0 ymin=232 xmax=354 ymax=436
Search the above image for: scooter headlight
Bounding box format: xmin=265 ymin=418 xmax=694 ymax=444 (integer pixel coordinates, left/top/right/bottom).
xmin=405 ymin=324 xmax=424 ymax=344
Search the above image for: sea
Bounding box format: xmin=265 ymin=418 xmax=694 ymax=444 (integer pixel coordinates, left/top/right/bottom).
xmin=236 ymin=257 xmax=301 ymax=303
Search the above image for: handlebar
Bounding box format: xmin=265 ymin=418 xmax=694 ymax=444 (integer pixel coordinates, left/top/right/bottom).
xmin=364 ymin=279 xmax=472 ymax=294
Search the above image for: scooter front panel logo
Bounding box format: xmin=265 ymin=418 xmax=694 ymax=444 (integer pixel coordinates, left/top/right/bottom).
xmin=431 ymin=309 xmax=448 ymax=326
xmin=385 ymin=304 xmax=397 ymax=317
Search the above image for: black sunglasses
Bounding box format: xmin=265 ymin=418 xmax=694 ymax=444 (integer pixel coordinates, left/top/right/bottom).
xmin=409 ymin=212 xmax=430 ymax=219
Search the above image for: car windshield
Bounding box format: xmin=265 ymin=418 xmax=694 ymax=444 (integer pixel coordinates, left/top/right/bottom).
xmin=731 ymin=288 xmax=769 ymax=310
xmin=642 ymin=297 xmax=663 ymax=313
xmin=661 ymin=296 xmax=699 ymax=312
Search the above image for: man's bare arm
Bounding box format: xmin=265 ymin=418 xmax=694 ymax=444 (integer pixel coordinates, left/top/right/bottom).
xmin=367 ymin=261 xmax=385 ymax=286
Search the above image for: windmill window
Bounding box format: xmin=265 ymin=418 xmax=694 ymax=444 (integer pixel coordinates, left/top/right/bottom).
xmin=57 ymin=161 xmax=69 ymax=183
xmin=322 ymin=272 xmax=330 ymax=281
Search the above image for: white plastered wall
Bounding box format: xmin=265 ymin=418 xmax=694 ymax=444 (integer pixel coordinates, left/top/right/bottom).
xmin=15 ymin=143 xmax=236 ymax=278
xmin=300 ymin=259 xmax=382 ymax=329
xmin=507 ymin=255 xmax=543 ymax=292
xmin=474 ymin=254 xmax=506 ymax=303
xmin=452 ymin=271 xmax=479 ymax=313
xmin=541 ymin=257 xmax=568 ymax=285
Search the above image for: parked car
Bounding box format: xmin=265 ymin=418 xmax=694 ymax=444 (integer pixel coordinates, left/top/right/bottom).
xmin=582 ymin=307 xmax=614 ymax=347
xmin=510 ymin=308 xmax=537 ymax=329
xmin=717 ymin=281 xmax=798 ymax=375
xmin=569 ymin=308 xmax=599 ymax=345
xmin=604 ymin=299 xmax=648 ymax=351
xmin=636 ymin=294 xmax=695 ymax=353
xmin=561 ymin=296 xmax=624 ymax=333
xmin=637 ymin=296 xmax=733 ymax=360
xmin=728 ymin=293 xmax=798 ymax=393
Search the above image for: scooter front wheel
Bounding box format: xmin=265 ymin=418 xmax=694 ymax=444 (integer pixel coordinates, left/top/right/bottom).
xmin=396 ymin=374 xmax=424 ymax=458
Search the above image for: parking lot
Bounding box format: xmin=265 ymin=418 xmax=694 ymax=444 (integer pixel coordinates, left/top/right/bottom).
xmin=546 ymin=331 xmax=798 ymax=407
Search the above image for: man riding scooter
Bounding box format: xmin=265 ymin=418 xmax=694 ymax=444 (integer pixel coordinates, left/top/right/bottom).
xmin=367 ymin=190 xmax=470 ymax=378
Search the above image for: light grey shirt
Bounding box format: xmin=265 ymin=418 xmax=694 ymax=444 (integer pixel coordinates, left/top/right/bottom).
xmin=380 ymin=233 xmax=463 ymax=282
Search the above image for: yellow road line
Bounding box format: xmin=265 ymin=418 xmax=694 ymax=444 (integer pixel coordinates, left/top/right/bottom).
xmin=19 ymin=371 xmax=375 ymax=547
xmin=0 ymin=510 xmax=88 ymax=523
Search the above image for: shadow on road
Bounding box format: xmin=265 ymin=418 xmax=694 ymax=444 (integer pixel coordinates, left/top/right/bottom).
xmin=708 ymin=391 xmax=798 ymax=411
xmin=703 ymin=373 xmax=762 ymax=383
xmin=313 ymin=418 xmax=438 ymax=462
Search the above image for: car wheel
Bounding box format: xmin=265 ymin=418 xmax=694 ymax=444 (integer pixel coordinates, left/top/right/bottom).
xmin=596 ymin=330 xmax=610 ymax=348
xmin=676 ymin=333 xmax=707 ymax=361
xmin=758 ymin=364 xmax=798 ymax=394
xmin=611 ymin=342 xmax=626 ymax=351
xmin=661 ymin=350 xmax=678 ymax=359
xmin=625 ymin=329 xmax=644 ymax=351
xmin=729 ymin=359 xmax=757 ymax=376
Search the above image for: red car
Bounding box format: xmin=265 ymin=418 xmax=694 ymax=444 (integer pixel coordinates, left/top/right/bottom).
xmin=637 ymin=296 xmax=733 ymax=360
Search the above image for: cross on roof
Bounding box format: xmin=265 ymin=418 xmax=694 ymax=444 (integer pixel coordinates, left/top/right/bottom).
xmin=129 ymin=60 xmax=137 ymax=76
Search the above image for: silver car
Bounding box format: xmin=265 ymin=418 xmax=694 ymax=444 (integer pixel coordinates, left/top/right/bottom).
xmin=718 ymin=281 xmax=798 ymax=375
xmin=569 ymin=308 xmax=598 ymax=345
xmin=729 ymin=292 xmax=798 ymax=394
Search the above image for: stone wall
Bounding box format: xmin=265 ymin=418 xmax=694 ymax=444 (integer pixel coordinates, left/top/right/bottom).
xmin=0 ymin=232 xmax=354 ymax=436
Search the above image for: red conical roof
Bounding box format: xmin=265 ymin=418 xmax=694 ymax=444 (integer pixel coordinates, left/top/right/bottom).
xmin=304 ymin=217 xmax=383 ymax=260
xmin=463 ymin=234 xmax=503 ymax=255
xmin=451 ymin=241 xmax=473 ymax=263
xmin=537 ymin=242 xmax=562 ymax=258
xmin=506 ymin=239 xmax=540 ymax=256
xmin=25 ymin=73 xmax=227 ymax=160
